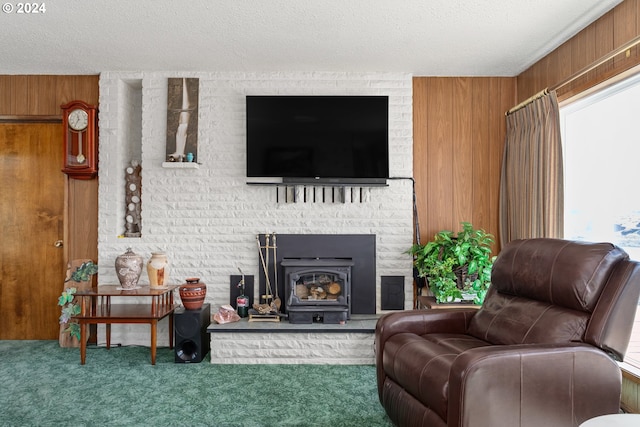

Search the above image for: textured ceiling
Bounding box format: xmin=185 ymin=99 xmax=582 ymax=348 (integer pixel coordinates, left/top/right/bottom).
xmin=0 ymin=0 xmax=622 ymax=76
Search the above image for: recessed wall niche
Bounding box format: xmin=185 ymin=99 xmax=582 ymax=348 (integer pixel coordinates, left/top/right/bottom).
xmin=118 ymin=78 xmax=143 ymax=237
xmin=124 ymin=161 xmax=142 ymax=237
xmin=164 ymin=77 xmax=199 ymax=164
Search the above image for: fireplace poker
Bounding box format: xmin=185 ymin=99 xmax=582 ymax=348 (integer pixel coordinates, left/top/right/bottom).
xmin=265 ymin=233 xmax=273 ymax=303
xmin=265 ymin=233 xmax=270 ymax=294
xmin=256 ymin=234 xmax=273 ymax=305
xmin=272 ymin=233 xmax=281 ymax=311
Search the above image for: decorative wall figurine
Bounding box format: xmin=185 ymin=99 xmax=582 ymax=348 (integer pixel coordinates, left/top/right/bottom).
xmin=124 ymin=160 xmax=142 ymax=237
xmin=166 ymin=77 xmax=199 ymax=163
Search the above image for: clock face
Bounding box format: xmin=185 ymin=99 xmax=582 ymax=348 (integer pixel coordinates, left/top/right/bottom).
xmin=68 ymin=109 xmax=88 ymax=131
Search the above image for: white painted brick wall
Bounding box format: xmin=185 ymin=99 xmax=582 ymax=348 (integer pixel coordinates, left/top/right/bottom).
xmin=209 ymin=332 xmax=375 ymax=365
xmin=97 ymin=71 xmax=413 ymax=356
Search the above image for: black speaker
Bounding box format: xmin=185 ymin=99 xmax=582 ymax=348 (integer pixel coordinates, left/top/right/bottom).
xmin=381 ymin=275 xmax=405 ymax=310
xmin=174 ymin=303 xmax=211 ymax=363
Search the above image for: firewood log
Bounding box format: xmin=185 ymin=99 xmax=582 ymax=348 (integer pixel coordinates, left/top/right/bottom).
xmin=296 ymin=284 xmax=309 ymax=298
xmin=328 ymin=282 xmax=342 ymax=295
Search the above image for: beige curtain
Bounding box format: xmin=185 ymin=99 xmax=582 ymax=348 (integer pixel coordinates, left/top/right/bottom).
xmin=499 ymin=90 xmax=563 ymax=247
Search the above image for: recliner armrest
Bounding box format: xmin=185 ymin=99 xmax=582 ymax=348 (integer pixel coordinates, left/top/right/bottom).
xmin=447 ymin=343 xmax=622 ymax=427
xmin=375 ymin=309 xmax=477 ymax=344
xmin=374 ymin=309 xmax=477 ymax=401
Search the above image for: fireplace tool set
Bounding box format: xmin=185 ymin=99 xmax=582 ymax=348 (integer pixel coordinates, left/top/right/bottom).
xmin=250 ymin=233 xmax=282 ymax=321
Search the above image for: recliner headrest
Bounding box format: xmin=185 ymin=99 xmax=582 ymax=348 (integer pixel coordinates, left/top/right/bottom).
xmin=492 ymin=238 xmax=628 ymax=312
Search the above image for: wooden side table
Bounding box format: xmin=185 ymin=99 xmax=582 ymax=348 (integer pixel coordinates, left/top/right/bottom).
xmin=417 ymin=295 xmax=480 ymax=310
xmin=74 ymin=285 xmax=179 ymax=365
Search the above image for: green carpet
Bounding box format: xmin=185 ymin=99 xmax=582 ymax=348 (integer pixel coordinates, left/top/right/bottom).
xmin=0 ymin=341 xmax=393 ymax=427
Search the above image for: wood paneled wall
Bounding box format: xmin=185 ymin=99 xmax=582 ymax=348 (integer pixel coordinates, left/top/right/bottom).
xmin=0 ymin=75 xmax=99 ymax=115
xmin=0 ymin=75 xmax=99 ymax=263
xmin=518 ymin=0 xmax=640 ymax=102
xmin=413 ymin=77 xmax=516 ymax=251
xmin=413 ymin=1 xmax=640 ymax=254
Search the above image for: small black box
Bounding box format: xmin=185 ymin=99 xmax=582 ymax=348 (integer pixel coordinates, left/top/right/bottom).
xmin=288 ymin=309 xmax=348 ymax=324
xmin=323 ymin=310 xmax=348 ymax=324
xmin=174 ymin=304 xmax=211 ymax=363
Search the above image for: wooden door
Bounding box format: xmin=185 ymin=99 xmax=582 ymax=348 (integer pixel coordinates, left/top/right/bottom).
xmin=0 ymin=123 xmax=66 ymax=339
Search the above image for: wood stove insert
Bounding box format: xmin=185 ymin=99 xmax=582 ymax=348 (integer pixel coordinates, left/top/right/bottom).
xmin=282 ymin=258 xmax=353 ymax=324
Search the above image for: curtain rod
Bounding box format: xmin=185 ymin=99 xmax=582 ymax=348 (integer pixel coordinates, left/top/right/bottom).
xmin=550 ymin=33 xmax=640 ymax=92
xmin=506 ymin=33 xmax=640 ymax=116
xmin=506 ymin=89 xmax=548 ymax=115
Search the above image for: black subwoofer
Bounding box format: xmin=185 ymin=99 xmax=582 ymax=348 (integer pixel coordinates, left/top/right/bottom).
xmin=174 ymin=303 xmax=211 ymax=363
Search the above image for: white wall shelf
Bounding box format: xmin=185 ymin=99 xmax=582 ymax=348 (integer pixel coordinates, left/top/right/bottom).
xmin=161 ymin=162 xmax=200 ymax=169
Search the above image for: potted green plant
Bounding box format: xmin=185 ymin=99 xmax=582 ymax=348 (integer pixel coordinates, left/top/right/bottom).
xmin=58 ymin=260 xmax=98 ymax=346
xmin=409 ymin=222 xmax=495 ymax=304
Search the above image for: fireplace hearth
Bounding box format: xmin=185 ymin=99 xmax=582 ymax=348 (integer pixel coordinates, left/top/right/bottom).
xmin=282 ymin=258 xmax=353 ymax=324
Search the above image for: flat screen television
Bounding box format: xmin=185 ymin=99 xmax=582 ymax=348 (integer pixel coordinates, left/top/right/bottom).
xmin=246 ymin=95 xmax=389 ymax=185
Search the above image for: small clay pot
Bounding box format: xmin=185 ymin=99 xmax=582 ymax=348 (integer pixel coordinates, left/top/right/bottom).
xmin=179 ymin=278 xmax=207 ymax=310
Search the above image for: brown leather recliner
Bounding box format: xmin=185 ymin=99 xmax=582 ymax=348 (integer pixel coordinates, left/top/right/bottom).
xmin=376 ymin=238 xmax=640 ymax=427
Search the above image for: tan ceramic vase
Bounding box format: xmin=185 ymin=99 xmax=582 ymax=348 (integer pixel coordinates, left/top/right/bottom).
xmin=179 ymin=278 xmax=207 ymax=310
xmin=147 ymin=251 xmax=170 ymax=288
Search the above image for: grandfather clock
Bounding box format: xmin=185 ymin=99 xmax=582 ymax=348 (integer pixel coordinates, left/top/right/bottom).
xmin=61 ymin=100 xmax=98 ymax=179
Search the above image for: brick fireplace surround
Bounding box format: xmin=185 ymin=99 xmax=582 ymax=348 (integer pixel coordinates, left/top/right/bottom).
xmin=95 ymin=71 xmax=414 ymax=363
xmin=209 ymin=233 xmax=379 ymax=364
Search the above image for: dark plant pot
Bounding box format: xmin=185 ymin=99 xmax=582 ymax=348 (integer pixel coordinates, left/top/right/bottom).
xmin=453 ymin=265 xmax=478 ymax=289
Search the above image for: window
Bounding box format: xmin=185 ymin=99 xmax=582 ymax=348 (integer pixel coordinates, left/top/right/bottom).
xmin=560 ymin=71 xmax=640 ymax=369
